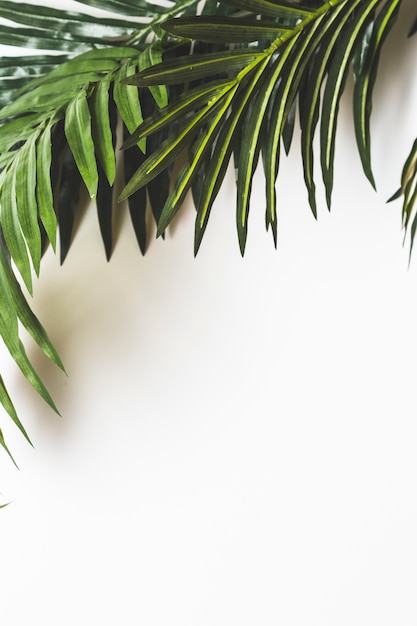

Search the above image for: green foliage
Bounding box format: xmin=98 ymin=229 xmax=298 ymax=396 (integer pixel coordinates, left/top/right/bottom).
xmin=0 ymin=0 xmax=415 ymax=478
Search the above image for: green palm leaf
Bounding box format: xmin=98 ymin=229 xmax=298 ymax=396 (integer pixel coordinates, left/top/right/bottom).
xmin=390 ymin=138 xmax=417 ymax=257
xmin=65 ymin=90 xmax=99 ymax=199
xmin=162 ymin=16 xmax=291 ymax=43
xmin=0 ymin=1 xmax=138 ymax=42
xmin=128 ymin=0 xmax=400 ymax=251
xmin=353 ymin=0 xmax=401 ymax=188
xmin=0 ymin=0 xmax=413 ymax=478
xmin=36 ymin=121 xmax=57 ymax=252
xmin=123 ymin=49 xmax=264 ymax=85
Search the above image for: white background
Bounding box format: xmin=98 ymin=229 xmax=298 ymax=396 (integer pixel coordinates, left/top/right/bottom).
xmin=1 ymin=1 xmax=417 ymax=624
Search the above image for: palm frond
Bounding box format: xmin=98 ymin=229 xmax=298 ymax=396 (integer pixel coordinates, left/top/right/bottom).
xmin=0 ymin=0 xmax=413 ymax=475
xmin=120 ymin=0 xmax=401 ymax=252
xmin=0 ymin=0 xmax=205 ymax=465
xmin=389 ymin=14 xmax=417 ymax=258
xmin=389 ymin=138 xmax=417 ymax=257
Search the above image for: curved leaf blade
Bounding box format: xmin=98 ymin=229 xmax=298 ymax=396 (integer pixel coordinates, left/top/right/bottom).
xmin=65 ymin=89 xmax=98 ymax=199
xmin=0 ymin=164 xmax=33 ymax=294
xmin=0 ymin=236 xmax=64 ymax=372
xmin=91 ymin=77 xmax=116 ymax=186
xmin=353 ymin=0 xmax=400 ymax=188
xmin=15 ymin=133 xmax=42 ymax=276
xmin=113 ymin=61 xmax=145 ymax=150
xmin=0 ymin=0 xmax=138 ymax=42
xmin=162 ymin=16 xmax=290 ymax=43
xmin=120 ymin=92 xmax=233 ymax=202
xmin=36 ymin=122 xmax=57 ymax=252
xmin=157 ymin=85 xmax=237 ymax=235
xmin=138 ymin=42 xmax=168 ymax=108
xmin=320 ymin=0 xmax=380 ymax=207
xmin=122 ymin=80 xmax=235 ymax=148
xmin=123 ymin=50 xmax=264 ymax=86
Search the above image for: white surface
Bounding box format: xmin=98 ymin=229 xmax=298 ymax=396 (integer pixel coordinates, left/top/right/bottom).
xmin=1 ymin=2 xmax=417 ymax=625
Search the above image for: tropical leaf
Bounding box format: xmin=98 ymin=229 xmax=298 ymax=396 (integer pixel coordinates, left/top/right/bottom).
xmin=123 ymin=140 xmax=148 ymax=254
xmin=123 ymin=49 xmax=264 ymax=86
xmin=389 ymin=138 xmax=417 ymax=255
xmin=0 ymin=0 xmax=413 ymax=476
xmin=161 ymin=16 xmax=291 ymax=43
xmin=0 ymin=0 xmax=139 ymax=43
xmin=36 ymin=121 xmax=57 ymax=252
xmin=138 ymin=42 xmax=169 ymax=109
xmin=352 ymin=0 xmax=401 ymax=189
xmin=95 ymin=95 xmax=118 ymax=259
xmin=121 ymin=80 xmax=236 ymax=149
xmin=0 ymin=162 xmax=34 ymax=294
xmin=0 ymin=55 xmax=71 ymax=106
xmin=56 ymin=146 xmax=84 ymax=264
xmin=113 ymin=59 xmax=145 ymax=149
xmin=123 ymin=0 xmax=402 ymax=253
xmin=119 ymin=81 xmax=238 ymax=200
xmin=65 ymin=89 xmax=99 ymax=199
